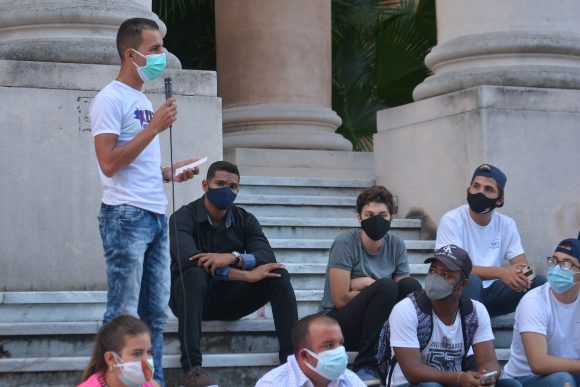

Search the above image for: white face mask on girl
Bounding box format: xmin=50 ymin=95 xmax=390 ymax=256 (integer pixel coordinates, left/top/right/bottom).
xmin=112 ymin=352 xmax=154 ymax=386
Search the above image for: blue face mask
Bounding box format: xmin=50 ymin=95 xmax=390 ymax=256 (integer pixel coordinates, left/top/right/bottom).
xmin=132 ymin=49 xmax=167 ymax=81
xmin=547 ymin=266 xmax=577 ymax=294
xmin=304 ymin=346 xmax=348 ymax=381
xmin=206 ymin=186 xmax=237 ymax=210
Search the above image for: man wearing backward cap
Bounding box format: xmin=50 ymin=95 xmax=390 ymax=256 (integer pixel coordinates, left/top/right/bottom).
xmin=436 ymin=164 xmax=546 ymax=317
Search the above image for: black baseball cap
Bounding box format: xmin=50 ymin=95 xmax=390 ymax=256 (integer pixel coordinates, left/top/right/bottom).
xmin=554 ymin=232 xmax=580 ymax=261
xmin=425 ymin=244 xmax=473 ymax=277
xmin=472 ymin=164 xmax=507 ymax=191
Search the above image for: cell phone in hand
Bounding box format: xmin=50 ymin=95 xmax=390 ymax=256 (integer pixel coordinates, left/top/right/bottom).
xmin=480 ymin=370 xmax=498 ymax=383
xmin=521 ymin=265 xmax=535 ymax=280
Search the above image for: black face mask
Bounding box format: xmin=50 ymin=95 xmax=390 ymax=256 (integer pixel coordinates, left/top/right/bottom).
xmin=467 ymin=192 xmax=498 ymax=214
xmin=361 ymin=215 xmax=391 ymax=241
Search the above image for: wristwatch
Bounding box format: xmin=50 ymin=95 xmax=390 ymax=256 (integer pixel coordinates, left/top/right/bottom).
xmin=231 ymin=251 xmax=243 ymax=267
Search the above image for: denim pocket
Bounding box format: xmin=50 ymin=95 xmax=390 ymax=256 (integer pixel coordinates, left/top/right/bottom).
xmin=118 ymin=205 xmax=146 ymax=223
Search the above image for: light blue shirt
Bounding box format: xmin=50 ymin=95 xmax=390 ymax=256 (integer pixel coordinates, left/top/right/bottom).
xmin=255 ymin=355 xmax=366 ymax=387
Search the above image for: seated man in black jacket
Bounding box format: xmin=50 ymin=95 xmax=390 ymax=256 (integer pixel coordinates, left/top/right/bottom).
xmin=169 ymin=161 xmax=298 ymax=387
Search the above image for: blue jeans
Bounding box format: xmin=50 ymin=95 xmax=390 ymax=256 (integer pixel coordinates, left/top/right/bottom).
xmin=516 ymin=372 xmax=580 ymax=387
xmin=399 ymin=379 xmax=522 ymax=387
xmin=98 ymin=203 xmax=170 ymax=386
xmin=465 ymin=274 xmax=547 ymax=317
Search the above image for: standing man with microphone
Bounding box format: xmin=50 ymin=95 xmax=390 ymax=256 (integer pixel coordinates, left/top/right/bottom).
xmin=89 ymin=17 xmax=199 ymax=386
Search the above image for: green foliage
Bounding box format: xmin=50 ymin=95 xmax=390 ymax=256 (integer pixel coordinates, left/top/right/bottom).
xmin=153 ymin=0 xmax=436 ymax=151
xmin=332 ymin=0 xmax=435 ymax=150
xmin=153 ymin=0 xmax=216 ymax=70
xmin=375 ymin=0 xmax=436 ymax=105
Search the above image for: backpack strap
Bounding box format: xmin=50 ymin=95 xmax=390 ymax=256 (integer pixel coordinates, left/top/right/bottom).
xmin=409 ymin=290 xmax=434 ymax=351
xmin=376 ymin=319 xmax=391 ymax=382
xmin=458 ymin=293 xmax=479 ymax=361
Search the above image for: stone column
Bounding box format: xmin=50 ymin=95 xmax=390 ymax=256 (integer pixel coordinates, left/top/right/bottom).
xmin=215 ymin=0 xmax=352 ymax=151
xmin=374 ymin=0 xmax=580 ymax=266
xmin=413 ymin=0 xmax=580 ymax=100
xmin=0 ymin=0 xmax=222 ymax=291
xmin=0 ymin=0 xmax=180 ymax=67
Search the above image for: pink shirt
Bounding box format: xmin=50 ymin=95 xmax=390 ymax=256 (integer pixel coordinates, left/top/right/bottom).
xmin=78 ymin=373 xmax=155 ymax=387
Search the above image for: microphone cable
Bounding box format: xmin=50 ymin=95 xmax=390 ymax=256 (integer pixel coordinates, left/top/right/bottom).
xmin=165 ymin=77 xmax=194 ymax=371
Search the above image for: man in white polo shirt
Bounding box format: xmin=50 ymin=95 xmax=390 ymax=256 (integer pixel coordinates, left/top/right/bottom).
xmin=436 ymin=164 xmax=545 ymax=317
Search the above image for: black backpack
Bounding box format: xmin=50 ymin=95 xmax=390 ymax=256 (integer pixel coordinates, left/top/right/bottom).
xmin=376 ymin=290 xmax=479 ymax=386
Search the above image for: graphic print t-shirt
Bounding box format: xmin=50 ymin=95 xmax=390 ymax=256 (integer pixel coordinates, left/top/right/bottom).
xmin=388 ymin=297 xmax=494 ymax=386
xmin=90 ymin=81 xmax=166 ymax=214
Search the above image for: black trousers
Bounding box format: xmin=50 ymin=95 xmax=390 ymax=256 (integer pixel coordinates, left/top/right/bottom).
xmin=170 ymin=267 xmax=298 ymax=370
xmin=327 ymin=277 xmax=421 ymax=370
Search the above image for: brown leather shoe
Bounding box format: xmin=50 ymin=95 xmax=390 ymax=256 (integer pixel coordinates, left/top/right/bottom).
xmin=179 ymin=365 xmax=218 ymax=387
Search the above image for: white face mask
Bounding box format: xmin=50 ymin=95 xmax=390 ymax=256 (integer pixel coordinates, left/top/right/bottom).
xmin=112 ymin=352 xmax=154 ymax=386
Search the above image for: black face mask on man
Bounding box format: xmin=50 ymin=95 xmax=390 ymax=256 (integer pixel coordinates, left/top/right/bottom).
xmin=360 ymin=214 xmax=391 ymax=241
xmin=467 ymin=192 xmax=498 ymax=214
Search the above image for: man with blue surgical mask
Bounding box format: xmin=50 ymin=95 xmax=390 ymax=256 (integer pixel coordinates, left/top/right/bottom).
xmin=90 ymin=18 xmax=199 ymax=386
xmin=256 ymin=314 xmax=366 ymax=386
xmin=169 ymin=161 xmax=298 ymax=387
xmin=504 ymin=234 xmax=580 ymax=387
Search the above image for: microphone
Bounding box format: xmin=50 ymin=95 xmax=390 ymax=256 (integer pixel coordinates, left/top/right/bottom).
xmin=164 ymin=77 xmax=173 ymax=100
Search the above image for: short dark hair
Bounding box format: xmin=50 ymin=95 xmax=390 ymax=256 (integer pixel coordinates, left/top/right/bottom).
xmin=206 ymin=161 xmax=240 ymax=181
xmin=292 ymin=314 xmax=339 ymax=356
xmin=116 ymin=18 xmax=159 ymax=60
xmin=356 ymin=185 xmax=396 ymax=215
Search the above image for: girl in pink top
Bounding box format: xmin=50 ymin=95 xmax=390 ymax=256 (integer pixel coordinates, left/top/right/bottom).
xmin=79 ymin=315 xmax=159 ymax=387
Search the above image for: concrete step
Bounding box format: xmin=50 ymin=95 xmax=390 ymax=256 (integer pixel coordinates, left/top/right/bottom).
xmin=1 ymin=314 xmax=514 ymax=358
xmin=270 ymin=239 xmax=433 ymax=250
xmin=0 ymin=290 xmax=318 ymax=323
xmin=240 ymin=176 xmax=373 ymax=187
xmin=239 ymin=176 xmax=374 ymax=197
xmin=239 ymin=204 xmax=357 ymax=218
xmin=259 ymin=218 xmax=422 ymax=240
xmin=240 ymin=176 xmax=374 ymax=188
xmin=273 ymin=248 xmax=433 ymax=265
xmin=237 ymin=195 xmax=357 ymax=206
xmin=0 ymin=348 xmax=513 ymax=374
xmin=0 ymin=349 xmax=512 ymax=387
xmin=270 ymin=239 xmax=435 ymax=265
xmin=286 ymin=263 xmax=429 ymax=290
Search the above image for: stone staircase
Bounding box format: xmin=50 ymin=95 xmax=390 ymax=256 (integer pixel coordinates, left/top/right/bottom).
xmin=0 ymin=176 xmax=511 ymax=386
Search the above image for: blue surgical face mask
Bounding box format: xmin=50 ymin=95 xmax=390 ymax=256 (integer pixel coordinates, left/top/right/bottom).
xmin=304 ymin=346 xmax=348 ymax=381
xmin=132 ymin=49 xmax=167 ymax=81
xmin=206 ymin=186 xmax=237 ymax=210
xmin=548 ymin=266 xmax=577 ymax=294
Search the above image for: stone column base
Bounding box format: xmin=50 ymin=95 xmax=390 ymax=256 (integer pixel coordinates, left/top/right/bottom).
xmin=374 ymin=85 xmax=580 ymax=267
xmin=223 ymin=103 xmax=353 ymax=151
xmin=224 ymin=148 xmax=372 ymax=179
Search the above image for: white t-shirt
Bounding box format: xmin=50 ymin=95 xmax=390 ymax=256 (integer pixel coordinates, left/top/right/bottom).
xmin=388 ymin=297 xmax=494 ymax=387
xmin=90 ymin=81 xmax=166 ymax=214
xmin=436 ymin=204 xmax=524 ymax=287
xmin=504 ymin=283 xmax=580 ymax=378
